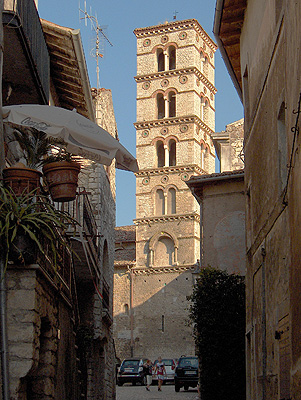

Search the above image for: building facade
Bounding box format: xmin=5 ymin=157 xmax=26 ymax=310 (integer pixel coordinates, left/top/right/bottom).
xmin=214 ymin=1 xmax=301 ymax=399
xmin=113 ymin=19 xmax=217 ymax=361
xmin=1 ymin=5 xmax=117 ymax=399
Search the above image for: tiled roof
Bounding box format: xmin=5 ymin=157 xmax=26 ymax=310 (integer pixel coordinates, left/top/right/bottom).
xmin=115 ymin=225 xmax=136 ymax=242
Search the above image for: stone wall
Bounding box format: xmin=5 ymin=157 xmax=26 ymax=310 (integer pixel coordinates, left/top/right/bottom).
xmin=6 ymin=266 xmax=79 ymax=400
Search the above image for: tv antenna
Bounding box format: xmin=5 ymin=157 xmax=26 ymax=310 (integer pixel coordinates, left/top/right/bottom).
xmin=79 ymin=1 xmax=113 ymax=94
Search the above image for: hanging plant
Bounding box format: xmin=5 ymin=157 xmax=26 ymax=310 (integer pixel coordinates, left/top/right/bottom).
xmin=0 ymin=184 xmax=78 ymax=276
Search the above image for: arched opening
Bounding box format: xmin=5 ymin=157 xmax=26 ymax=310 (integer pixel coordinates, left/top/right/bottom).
xmin=200 ymin=97 xmax=205 ymax=121
xmin=204 ymin=147 xmax=209 ymax=172
xmin=157 ymin=93 xmax=165 ymax=119
xmin=167 ymin=188 xmax=176 ymax=214
xmin=168 ymin=91 xmax=176 ymax=118
xmin=156 ymin=140 xmax=165 ymax=167
xmin=202 ymin=99 xmax=209 ymax=123
xmin=168 ymin=46 xmax=176 ymax=70
xmin=157 ymin=48 xmax=164 ymax=72
xmin=154 ymin=236 xmax=175 ymax=266
xmin=200 ymin=52 xmax=205 ymax=73
xmin=155 ymin=189 xmax=165 ymax=215
xmin=169 ymin=139 xmax=176 ymax=166
xmin=200 ymin=143 xmax=205 ymax=169
xmin=124 ymin=304 xmax=129 ymax=315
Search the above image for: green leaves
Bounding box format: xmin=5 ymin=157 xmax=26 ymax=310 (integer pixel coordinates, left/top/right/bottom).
xmin=0 ymin=184 xmax=78 ymax=277
xmin=188 ymin=267 xmax=246 ymax=400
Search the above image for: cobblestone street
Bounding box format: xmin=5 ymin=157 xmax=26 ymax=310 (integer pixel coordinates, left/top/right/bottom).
xmin=116 ymin=384 xmax=199 ymax=400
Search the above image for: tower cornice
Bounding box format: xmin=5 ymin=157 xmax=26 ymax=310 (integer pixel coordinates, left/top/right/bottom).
xmin=134 ymin=212 xmax=200 ymax=225
xmin=134 ymin=114 xmax=215 ymax=136
xmin=134 ymin=66 xmax=217 ymax=94
xmin=131 ymin=264 xmax=198 ymax=276
xmin=135 ymin=164 xmax=205 ymax=177
xmin=133 ymin=18 xmax=217 ymax=52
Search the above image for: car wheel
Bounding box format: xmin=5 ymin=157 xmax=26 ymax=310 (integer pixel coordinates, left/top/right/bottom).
xmin=184 ymin=385 xmax=189 ymax=391
xmin=175 ymin=384 xmax=180 ymax=392
xmin=117 ymin=381 xmax=123 ymax=387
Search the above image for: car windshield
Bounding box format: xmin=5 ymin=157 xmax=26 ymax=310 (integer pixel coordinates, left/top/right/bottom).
xmin=122 ymin=360 xmax=139 ymax=367
xmin=178 ymin=358 xmax=198 ymax=368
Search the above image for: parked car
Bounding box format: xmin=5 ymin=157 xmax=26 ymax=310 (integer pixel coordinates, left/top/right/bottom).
xmin=117 ymin=358 xmax=148 ymax=386
xmin=174 ymin=356 xmax=199 ymax=392
xmin=152 ymin=358 xmax=176 ymax=384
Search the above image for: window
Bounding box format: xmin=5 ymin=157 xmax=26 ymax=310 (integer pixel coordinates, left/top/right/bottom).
xmin=200 ymin=143 xmax=205 ymax=169
xmin=168 ymin=46 xmax=176 ymax=70
xmin=157 ymin=93 xmax=165 ymax=119
xmin=168 ymin=91 xmax=176 ymax=118
xmin=155 ymin=189 xmax=165 ymax=215
xmin=167 ymin=188 xmax=176 ymax=214
xmin=156 ymin=140 xmax=165 ymax=167
xmin=157 ymin=48 xmax=164 ymax=72
xmin=169 ymin=139 xmax=176 ymax=166
xmin=200 ymin=52 xmax=205 ymax=73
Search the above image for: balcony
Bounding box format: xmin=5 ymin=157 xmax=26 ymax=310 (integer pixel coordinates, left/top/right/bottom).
xmin=3 ymin=0 xmax=49 ymax=105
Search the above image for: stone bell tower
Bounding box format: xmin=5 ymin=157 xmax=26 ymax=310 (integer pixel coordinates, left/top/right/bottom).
xmin=131 ymin=19 xmax=217 ymax=359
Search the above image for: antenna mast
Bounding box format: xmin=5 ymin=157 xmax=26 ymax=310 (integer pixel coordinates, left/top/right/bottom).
xmin=79 ymin=1 xmax=113 ymax=97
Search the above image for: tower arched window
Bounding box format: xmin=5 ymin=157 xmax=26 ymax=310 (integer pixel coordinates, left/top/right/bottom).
xmin=168 ymin=91 xmax=176 ymax=118
xmin=157 ymin=93 xmax=165 ymax=119
xmin=203 ymin=100 xmax=209 ymax=123
xmin=167 ymin=188 xmax=176 ymax=214
xmin=169 ymin=139 xmax=176 ymax=166
xmin=154 ymin=237 xmax=175 ymax=266
xmin=155 ymin=189 xmax=165 ymax=215
xmin=168 ymin=46 xmax=176 ymax=70
xmin=200 ymin=143 xmax=205 ymax=169
xmin=200 ymin=52 xmax=205 ymax=73
xmin=204 ymin=147 xmax=209 ymax=172
xmin=156 ymin=140 xmax=165 ymax=167
xmin=200 ymin=97 xmax=205 ymax=121
xmin=157 ymin=48 xmax=164 ymax=72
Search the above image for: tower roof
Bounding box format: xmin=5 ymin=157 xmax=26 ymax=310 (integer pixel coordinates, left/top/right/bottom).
xmin=134 ymin=18 xmax=217 ymax=51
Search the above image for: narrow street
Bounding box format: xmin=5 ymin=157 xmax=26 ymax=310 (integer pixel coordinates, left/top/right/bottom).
xmin=116 ymin=384 xmax=199 ymax=400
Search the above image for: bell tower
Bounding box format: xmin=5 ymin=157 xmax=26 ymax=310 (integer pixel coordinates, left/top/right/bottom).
xmin=132 ymin=19 xmax=217 ymax=358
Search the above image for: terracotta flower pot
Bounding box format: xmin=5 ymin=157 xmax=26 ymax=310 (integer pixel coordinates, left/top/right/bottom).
xmin=43 ymin=161 xmax=80 ymax=202
xmin=3 ymin=166 xmax=42 ymax=196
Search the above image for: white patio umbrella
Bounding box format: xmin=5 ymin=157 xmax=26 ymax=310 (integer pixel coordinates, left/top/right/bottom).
xmin=2 ymin=104 xmax=138 ymax=173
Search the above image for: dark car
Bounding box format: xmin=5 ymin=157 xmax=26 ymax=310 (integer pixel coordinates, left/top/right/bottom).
xmin=117 ymin=358 xmax=148 ymax=386
xmin=174 ymin=356 xmax=199 ymax=392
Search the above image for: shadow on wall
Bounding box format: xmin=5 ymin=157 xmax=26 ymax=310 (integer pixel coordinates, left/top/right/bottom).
xmin=114 ymin=269 xmax=196 ymax=361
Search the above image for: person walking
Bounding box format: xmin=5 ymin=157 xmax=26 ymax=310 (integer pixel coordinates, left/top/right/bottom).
xmin=143 ymin=359 xmax=153 ymax=391
xmin=154 ymin=356 xmax=166 ymax=391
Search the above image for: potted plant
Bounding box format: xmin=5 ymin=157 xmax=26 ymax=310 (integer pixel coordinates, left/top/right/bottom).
xmin=3 ymin=128 xmax=52 ymax=195
xmin=0 ymin=183 xmax=77 ymax=273
xmin=42 ymin=151 xmax=81 ymax=202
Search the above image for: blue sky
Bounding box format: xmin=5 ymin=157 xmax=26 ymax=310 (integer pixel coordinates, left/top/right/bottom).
xmin=38 ymin=0 xmax=243 ymax=227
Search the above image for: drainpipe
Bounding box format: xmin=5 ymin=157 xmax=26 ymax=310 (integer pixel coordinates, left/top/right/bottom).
xmin=0 ymin=0 xmax=10 ymax=398
xmin=129 ymin=267 xmax=134 ymax=357
xmin=261 ymin=247 xmax=267 ymax=400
